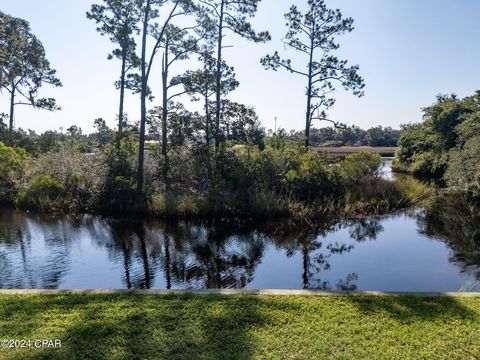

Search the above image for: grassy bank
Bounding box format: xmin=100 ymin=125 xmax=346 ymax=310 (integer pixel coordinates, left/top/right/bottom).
xmin=0 ymin=293 xmax=479 ymax=359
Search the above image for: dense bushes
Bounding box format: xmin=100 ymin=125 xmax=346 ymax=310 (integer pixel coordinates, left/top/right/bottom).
xmin=394 ymin=90 xmax=480 ymax=200
xmin=0 ymin=135 xmax=423 ymax=217
xmin=0 ymin=142 xmax=27 ymax=203
xmin=148 ymin=145 xmax=419 ymax=217
xmin=444 ymin=132 xmax=480 ymax=199
xmin=16 ymin=175 xmax=64 ymax=211
xmin=23 ymin=145 xmax=106 ymax=210
xmin=97 ymin=135 xmax=143 ymax=214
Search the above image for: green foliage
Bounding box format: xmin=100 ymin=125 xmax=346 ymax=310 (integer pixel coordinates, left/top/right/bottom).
xmin=423 ymin=94 xmax=468 ymax=149
xmin=22 ymin=145 xmax=106 ymax=210
xmin=265 ymin=129 xmax=288 ymax=150
xmin=0 ymin=128 xmax=63 ymax=156
xmin=86 ymin=0 xmax=140 ymax=66
xmin=445 ymin=135 xmax=480 ymax=199
xmin=0 ymin=129 xmax=423 ymax=217
xmin=16 ymin=175 xmax=64 ymax=211
xmin=395 ymin=91 xmax=480 ymax=178
xmin=143 ymin=141 xmax=415 ymax=218
xmin=0 ymin=11 xmax=62 ymax=132
xmin=336 ymin=153 xmax=429 ymax=215
xmin=395 ymin=123 xmax=442 ymax=176
xmin=443 ymin=110 xmax=480 ymax=199
xmin=93 ymin=118 xmax=115 ymax=146
xmin=0 ymin=114 xmax=8 ymax=140
xmin=37 ymin=131 xmax=61 ymax=153
xmin=97 ymin=133 xmax=143 ymax=214
xmin=365 ymin=126 xmax=399 ymax=147
xmin=395 ymin=90 xmax=480 ymax=201
xmin=0 ymin=142 xmax=27 ymax=179
xmin=0 ymin=141 xmax=27 ymax=202
xmin=340 ymin=152 xmax=382 ymax=182
xmin=281 ymin=150 xmax=339 ymax=201
xmin=261 ymin=0 xmax=364 ymax=147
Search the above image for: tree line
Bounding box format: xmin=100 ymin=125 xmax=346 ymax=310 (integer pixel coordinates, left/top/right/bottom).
xmin=1 ymin=0 xmax=364 ymax=200
xmin=280 ymin=125 xmax=400 ymax=147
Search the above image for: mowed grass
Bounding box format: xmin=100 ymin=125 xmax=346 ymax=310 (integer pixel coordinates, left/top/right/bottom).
xmin=1 ymin=294 xmax=480 ymax=359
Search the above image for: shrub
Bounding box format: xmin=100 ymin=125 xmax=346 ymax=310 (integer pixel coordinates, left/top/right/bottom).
xmin=98 ymin=135 xmax=135 ymax=211
xmin=284 ymin=150 xmax=339 ymax=201
xmin=339 ymin=152 xmax=382 ymax=182
xmin=445 ymin=136 xmax=480 ymax=199
xmin=150 ymin=192 xmax=200 ymax=217
xmin=99 ymin=175 xmax=140 ymax=214
xmin=23 ymin=145 xmax=106 ymax=210
xmin=16 ymin=175 xmax=65 ymax=211
xmin=0 ymin=142 xmax=28 ymax=203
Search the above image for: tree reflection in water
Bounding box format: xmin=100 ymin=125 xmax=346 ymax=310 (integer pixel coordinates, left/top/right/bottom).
xmin=0 ymin=208 xmax=389 ymax=290
xmin=346 ymin=218 xmax=384 ymax=242
xmin=149 ymin=219 xmax=266 ymax=289
xmin=91 ymin=219 xmax=161 ymax=289
xmin=0 ymin=210 xmax=72 ymax=288
xmin=4 ymin=207 xmax=455 ymax=291
xmin=417 ymin=196 xmax=480 ymax=285
xmin=257 ymin=217 xmax=384 ymax=291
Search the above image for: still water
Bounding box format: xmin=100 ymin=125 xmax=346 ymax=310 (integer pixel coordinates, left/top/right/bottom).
xmin=1 ymin=203 xmax=479 ymax=291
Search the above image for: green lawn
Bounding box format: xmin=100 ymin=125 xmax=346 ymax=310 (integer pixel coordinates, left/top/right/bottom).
xmin=1 ymin=294 xmax=480 ymax=359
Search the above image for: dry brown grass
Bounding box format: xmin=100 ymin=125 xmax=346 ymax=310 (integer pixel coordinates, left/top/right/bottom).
xmin=317 ymin=146 xmax=397 ymax=157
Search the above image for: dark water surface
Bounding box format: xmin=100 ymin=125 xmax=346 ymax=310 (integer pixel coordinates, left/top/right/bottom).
xmin=1 ymin=204 xmax=479 ymax=291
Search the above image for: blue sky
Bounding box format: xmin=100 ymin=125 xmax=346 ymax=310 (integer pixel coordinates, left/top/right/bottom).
xmin=1 ymin=0 xmax=480 ymax=133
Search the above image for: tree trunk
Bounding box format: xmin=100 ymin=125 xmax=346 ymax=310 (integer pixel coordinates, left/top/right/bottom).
xmin=214 ymin=0 xmax=225 ymax=154
xmin=304 ymin=24 xmax=316 ymax=149
xmin=8 ymin=85 xmax=15 ymax=146
xmin=305 ymin=88 xmax=312 ymax=148
xmin=204 ymin=84 xmax=211 ymax=179
xmin=205 ymin=85 xmax=210 ymax=145
xmin=136 ymin=1 xmax=150 ymax=196
xmin=117 ymin=50 xmax=127 ymax=148
xmin=161 ymin=47 xmax=169 ymax=190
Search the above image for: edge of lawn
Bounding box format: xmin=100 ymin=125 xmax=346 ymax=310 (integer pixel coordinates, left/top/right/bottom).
xmin=1 ymin=289 xmax=480 ymax=297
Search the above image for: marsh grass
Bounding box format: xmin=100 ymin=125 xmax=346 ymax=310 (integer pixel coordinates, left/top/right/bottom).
xmin=147 ymin=176 xmax=429 ymax=220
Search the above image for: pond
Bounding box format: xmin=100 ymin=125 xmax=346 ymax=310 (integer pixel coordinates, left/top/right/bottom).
xmin=1 ymin=201 xmax=480 ymax=291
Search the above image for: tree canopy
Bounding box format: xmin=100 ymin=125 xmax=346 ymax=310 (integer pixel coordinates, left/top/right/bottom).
xmin=395 ymin=90 xmax=480 ymax=199
xmin=0 ymin=11 xmax=62 ymax=137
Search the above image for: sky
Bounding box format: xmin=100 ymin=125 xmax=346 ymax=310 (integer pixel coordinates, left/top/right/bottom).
xmin=1 ymin=0 xmax=480 ymax=134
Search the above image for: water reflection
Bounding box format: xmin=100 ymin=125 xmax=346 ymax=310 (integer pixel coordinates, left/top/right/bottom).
xmin=1 ymin=201 xmax=480 ymax=291
xmin=0 ymin=211 xmax=72 ymax=288
xmin=416 ymin=196 xmax=480 ymax=282
xmin=257 ymin=219 xmax=374 ymax=290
